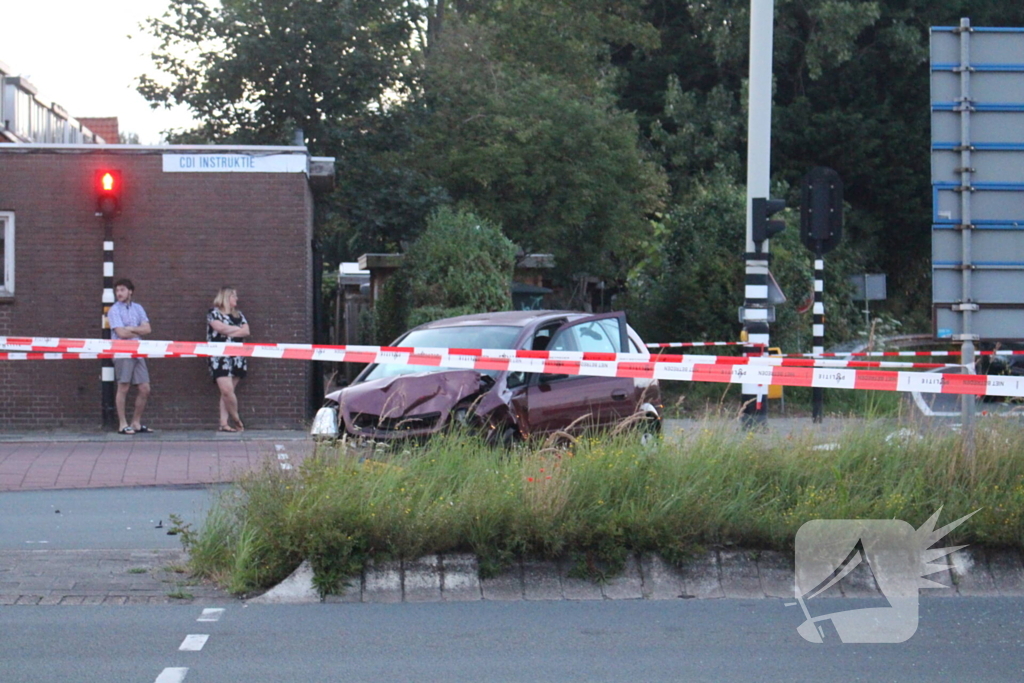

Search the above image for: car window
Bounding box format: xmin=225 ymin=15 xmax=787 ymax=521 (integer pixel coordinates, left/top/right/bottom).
xmin=571 ymin=321 xmax=617 ymax=353
xmin=596 ymin=319 xmax=624 ymax=353
xmin=362 ymin=325 xmax=520 ymax=382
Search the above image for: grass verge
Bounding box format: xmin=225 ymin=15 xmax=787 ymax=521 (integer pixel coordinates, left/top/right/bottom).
xmin=176 ymin=419 xmax=1024 ymax=596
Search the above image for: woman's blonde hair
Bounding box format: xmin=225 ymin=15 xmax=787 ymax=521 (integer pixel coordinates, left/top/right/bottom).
xmin=212 ymin=286 xmax=237 ymax=312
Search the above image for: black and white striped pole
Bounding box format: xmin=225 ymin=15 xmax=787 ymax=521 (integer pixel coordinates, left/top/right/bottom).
xmin=96 ymin=170 xmax=122 ymax=430
xmin=812 ymin=255 xmax=825 ymax=422
xmin=800 ymin=167 xmax=844 ymax=424
xmin=101 ymin=235 xmax=116 ymax=429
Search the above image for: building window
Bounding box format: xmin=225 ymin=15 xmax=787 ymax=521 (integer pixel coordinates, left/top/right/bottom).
xmin=0 ymin=212 xmax=14 ymax=297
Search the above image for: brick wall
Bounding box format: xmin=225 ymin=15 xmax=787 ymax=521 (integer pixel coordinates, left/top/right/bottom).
xmin=0 ymin=149 xmax=314 ymax=430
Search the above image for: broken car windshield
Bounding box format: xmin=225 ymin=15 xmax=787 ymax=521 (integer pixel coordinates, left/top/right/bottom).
xmin=362 ymin=325 xmax=521 ymax=381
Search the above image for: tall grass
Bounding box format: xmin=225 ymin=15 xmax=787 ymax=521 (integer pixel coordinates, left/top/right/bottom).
xmin=178 ymin=420 xmax=1024 ymax=596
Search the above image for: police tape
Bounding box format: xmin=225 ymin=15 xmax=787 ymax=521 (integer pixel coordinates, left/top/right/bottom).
xmin=1 ymin=336 xmax=1021 ymax=398
xmin=780 ymin=350 xmax=1024 ymax=358
xmin=0 ymin=337 xmax=965 ymax=370
xmin=0 ymin=352 xmax=194 ymax=360
xmin=0 ymin=348 xmax=968 ymax=371
xmin=646 ymin=341 xmax=756 ymax=349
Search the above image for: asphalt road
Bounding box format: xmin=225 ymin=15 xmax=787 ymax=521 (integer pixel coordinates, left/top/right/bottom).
xmin=0 ymin=486 xmax=223 ymax=549
xmin=2 ymin=598 xmax=1023 ymax=682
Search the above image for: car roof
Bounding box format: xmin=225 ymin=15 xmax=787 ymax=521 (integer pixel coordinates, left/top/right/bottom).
xmin=412 ymin=310 xmax=593 ymax=330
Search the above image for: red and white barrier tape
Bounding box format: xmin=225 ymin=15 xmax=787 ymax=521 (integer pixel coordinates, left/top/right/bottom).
xmin=0 ymin=338 xmax=965 ymax=370
xmin=1 ymin=337 xmax=1021 ymax=398
xmin=647 ymin=341 xmax=757 ymax=349
xmin=0 ymin=352 xmax=194 ymax=361
xmin=782 ymin=350 xmax=1024 ymax=358
xmin=0 ymin=348 xmax=967 ymax=371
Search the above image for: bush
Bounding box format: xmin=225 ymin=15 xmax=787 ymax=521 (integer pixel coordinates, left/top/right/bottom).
xmin=372 ymin=206 xmax=517 ymax=340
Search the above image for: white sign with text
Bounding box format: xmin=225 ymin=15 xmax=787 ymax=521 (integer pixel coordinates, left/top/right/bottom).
xmin=162 ymin=153 xmax=307 ymax=174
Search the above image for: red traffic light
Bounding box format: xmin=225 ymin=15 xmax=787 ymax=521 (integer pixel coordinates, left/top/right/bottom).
xmin=95 ymin=169 xmax=122 ymax=218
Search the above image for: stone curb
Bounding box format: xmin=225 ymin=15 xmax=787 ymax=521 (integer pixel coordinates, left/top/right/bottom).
xmin=282 ymin=547 xmax=1024 ymax=605
xmin=5 ymin=547 xmax=1020 ymax=606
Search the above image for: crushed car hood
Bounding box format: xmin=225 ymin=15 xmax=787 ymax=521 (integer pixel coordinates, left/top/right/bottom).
xmin=330 ymin=370 xmax=486 ymax=419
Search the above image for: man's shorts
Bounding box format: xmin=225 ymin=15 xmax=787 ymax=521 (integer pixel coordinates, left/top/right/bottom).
xmin=113 ymin=358 xmax=150 ymax=385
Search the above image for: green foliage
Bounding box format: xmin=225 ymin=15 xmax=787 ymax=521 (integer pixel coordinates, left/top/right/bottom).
xmin=370 ymin=207 xmax=516 ymax=341
xmin=405 ymin=207 xmax=517 ymax=324
xmin=408 ymin=20 xmax=668 ymax=292
xmin=369 ymin=269 xmax=411 ymax=346
xmin=140 ymin=0 xmax=1024 ymax=338
xmin=620 ymin=170 xmax=864 ymax=352
xmin=183 ymin=420 xmax=1024 ymax=595
xmin=138 ymin=0 xmax=420 ymax=149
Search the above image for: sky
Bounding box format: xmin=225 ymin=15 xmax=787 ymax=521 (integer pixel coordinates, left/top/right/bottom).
xmin=2 ymin=0 xmax=198 ymax=144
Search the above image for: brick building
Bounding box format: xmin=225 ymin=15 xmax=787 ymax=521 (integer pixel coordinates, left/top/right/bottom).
xmin=0 ymin=144 xmax=333 ymax=430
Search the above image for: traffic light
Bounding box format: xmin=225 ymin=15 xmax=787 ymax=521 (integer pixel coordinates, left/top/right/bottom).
xmin=800 ymin=167 xmax=843 ymax=255
xmin=95 ymin=170 xmax=122 ymax=218
xmin=751 ymin=197 xmax=786 ymax=250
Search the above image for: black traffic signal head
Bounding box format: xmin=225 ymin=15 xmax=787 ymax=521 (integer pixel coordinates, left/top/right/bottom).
xmin=800 ymin=167 xmax=843 ymax=255
xmin=752 ymin=197 xmax=786 ymax=250
xmin=95 ymin=169 xmax=122 ymax=218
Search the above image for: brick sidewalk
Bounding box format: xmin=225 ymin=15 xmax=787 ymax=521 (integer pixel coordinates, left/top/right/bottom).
xmin=0 ymin=549 xmax=234 ymax=605
xmin=0 ymin=431 xmax=313 ymax=492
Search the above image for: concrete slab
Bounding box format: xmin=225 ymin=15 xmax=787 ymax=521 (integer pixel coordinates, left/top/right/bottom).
xmin=988 ymin=549 xmax=1024 ymax=596
xmin=522 ymin=559 xmax=562 ymax=601
xmin=560 ymin=568 xmax=604 ymax=601
xmin=362 ymin=559 xmax=403 ymax=603
xmin=680 ymin=550 xmax=724 ymax=599
xmin=249 ymin=560 xmax=319 ymax=604
xmin=756 ymin=551 xmax=795 ymax=599
xmin=403 ymin=555 xmax=441 ymax=603
xmin=839 ymin=561 xmax=882 ymax=598
xmin=601 ymin=555 xmax=643 ymax=600
xmin=923 ymin=558 xmax=958 ymax=598
xmin=640 ymin=554 xmax=688 ymax=600
xmin=719 ymin=550 xmax=763 ymax=599
xmin=480 ymin=561 xmax=523 ymax=601
xmin=441 ymin=554 xmax=482 ymax=602
xmin=950 ymin=548 xmax=998 ymax=597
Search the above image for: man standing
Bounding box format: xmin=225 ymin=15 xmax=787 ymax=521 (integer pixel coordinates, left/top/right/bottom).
xmin=106 ymin=278 xmax=153 ymax=434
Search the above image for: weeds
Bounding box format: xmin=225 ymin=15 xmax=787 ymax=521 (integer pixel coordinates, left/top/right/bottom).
xmin=180 ymin=419 xmax=1024 ymax=596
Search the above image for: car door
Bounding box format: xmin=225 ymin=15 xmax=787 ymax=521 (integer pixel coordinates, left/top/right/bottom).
xmin=520 ymin=313 xmax=634 ymax=436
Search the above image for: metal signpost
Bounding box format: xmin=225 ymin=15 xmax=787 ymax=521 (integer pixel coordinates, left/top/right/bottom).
xmin=930 ymin=20 xmax=1024 ymax=433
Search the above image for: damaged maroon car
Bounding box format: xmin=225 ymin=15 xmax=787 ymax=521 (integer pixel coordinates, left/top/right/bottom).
xmin=310 ymin=310 xmax=662 ymax=445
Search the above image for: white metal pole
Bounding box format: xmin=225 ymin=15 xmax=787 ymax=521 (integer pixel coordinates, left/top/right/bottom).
xmin=742 ymin=0 xmax=775 ymax=426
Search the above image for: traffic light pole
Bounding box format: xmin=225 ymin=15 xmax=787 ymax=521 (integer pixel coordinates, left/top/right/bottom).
xmin=101 ymin=220 xmax=116 ymax=430
xmin=742 ymin=0 xmax=775 ymax=428
xmin=812 ymin=250 xmax=825 ymax=422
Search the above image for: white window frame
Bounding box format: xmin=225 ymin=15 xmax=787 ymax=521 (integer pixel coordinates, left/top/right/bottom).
xmin=0 ymin=211 xmax=14 ymax=297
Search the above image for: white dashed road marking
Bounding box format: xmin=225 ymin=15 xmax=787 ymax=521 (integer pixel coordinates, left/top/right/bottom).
xmin=154 ymin=668 xmax=188 ymax=683
xmin=197 ymin=608 xmax=225 ymax=622
xmin=179 ymin=634 xmax=209 ymax=651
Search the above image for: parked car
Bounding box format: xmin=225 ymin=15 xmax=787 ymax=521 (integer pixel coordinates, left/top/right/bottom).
xmin=311 ymin=310 xmax=662 ymax=445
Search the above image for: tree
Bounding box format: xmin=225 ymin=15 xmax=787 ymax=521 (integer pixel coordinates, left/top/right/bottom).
xmin=138 ymin=0 xmax=420 ymax=150
xmin=401 ymin=18 xmax=667 ymax=300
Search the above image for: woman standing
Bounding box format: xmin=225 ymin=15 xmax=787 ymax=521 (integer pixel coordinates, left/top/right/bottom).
xmin=207 ymin=286 xmax=250 ymax=432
